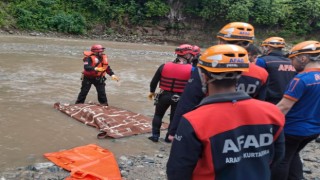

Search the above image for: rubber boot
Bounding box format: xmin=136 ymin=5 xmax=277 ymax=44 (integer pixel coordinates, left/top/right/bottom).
xmin=148 ymin=135 xmax=159 ymax=142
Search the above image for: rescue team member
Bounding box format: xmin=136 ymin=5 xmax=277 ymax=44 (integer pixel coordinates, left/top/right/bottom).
xmin=75 ymin=44 xmax=119 ymax=105
xmin=237 ymin=43 xmax=268 ymax=100
xmin=271 ymin=41 xmax=320 ymax=180
xmin=247 ymin=43 xmax=262 ymax=63
xmin=166 ymin=44 xmax=285 ymax=180
xmin=256 ymin=37 xmax=296 ymax=104
xmin=191 ymin=45 xmax=201 ymax=68
xmin=167 ymin=22 xmax=269 ymax=141
xmin=147 ymin=44 xmax=193 ymax=143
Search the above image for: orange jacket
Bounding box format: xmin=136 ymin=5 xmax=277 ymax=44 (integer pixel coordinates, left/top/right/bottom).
xmin=83 ymin=51 xmax=109 ymax=77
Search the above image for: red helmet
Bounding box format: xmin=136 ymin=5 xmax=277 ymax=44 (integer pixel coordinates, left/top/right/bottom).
xmin=91 ymin=44 xmax=105 ymax=53
xmin=192 ymin=45 xmax=201 ymax=56
xmin=175 ymin=44 xmax=193 ymax=55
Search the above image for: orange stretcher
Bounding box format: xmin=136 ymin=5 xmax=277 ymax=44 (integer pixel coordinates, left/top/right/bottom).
xmin=44 ymin=144 xmax=122 ymax=180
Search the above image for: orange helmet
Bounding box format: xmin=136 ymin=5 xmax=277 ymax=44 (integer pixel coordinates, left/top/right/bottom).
xmin=217 ymin=22 xmax=254 ymax=43
xmin=197 ymin=44 xmax=249 ymax=73
xmin=191 ymin=45 xmax=201 ymax=56
xmin=288 ymin=41 xmax=320 ymax=58
xmin=91 ymin=44 xmax=105 ymax=53
xmin=261 ymin=37 xmax=286 ymax=48
xmin=175 ymin=44 xmax=193 ymax=55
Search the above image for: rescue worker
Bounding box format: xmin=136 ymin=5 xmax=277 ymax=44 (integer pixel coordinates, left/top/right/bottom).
xmin=247 ymin=43 xmax=262 ymax=63
xmin=167 ymin=22 xmax=269 ymax=141
xmin=75 ymin=44 xmax=119 ymax=105
xmin=237 ymin=43 xmax=268 ymax=100
xmin=191 ymin=45 xmax=201 ymax=68
xmin=256 ymin=37 xmax=296 ymax=104
xmin=271 ymin=41 xmax=320 ymax=180
xmin=147 ymin=44 xmax=193 ymax=143
xmin=166 ymin=44 xmax=285 ymax=180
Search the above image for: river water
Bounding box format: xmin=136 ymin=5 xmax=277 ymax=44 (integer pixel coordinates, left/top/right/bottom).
xmin=0 ymin=35 xmax=176 ymax=171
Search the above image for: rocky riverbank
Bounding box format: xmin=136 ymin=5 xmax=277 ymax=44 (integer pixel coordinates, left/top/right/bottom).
xmin=1 ymin=139 xmax=320 ymax=180
xmin=0 ymin=140 xmax=171 ymax=180
xmin=0 ymin=25 xmax=212 ymax=48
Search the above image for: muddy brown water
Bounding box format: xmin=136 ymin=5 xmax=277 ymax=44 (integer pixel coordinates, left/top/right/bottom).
xmin=0 ymin=35 xmax=177 ymax=171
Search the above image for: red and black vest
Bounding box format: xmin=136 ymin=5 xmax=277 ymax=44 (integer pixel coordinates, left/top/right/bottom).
xmin=159 ymin=62 xmax=192 ymax=93
xmin=82 ymin=51 xmax=108 ymax=77
xmin=237 ymin=63 xmax=269 ymax=99
xmin=184 ymin=92 xmax=285 ymax=179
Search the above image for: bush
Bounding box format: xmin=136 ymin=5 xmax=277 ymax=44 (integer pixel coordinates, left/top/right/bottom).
xmin=145 ymin=0 xmax=169 ymax=18
xmin=50 ymin=12 xmax=86 ymax=34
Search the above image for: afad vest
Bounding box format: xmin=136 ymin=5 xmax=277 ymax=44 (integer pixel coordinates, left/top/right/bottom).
xmin=237 ymin=63 xmax=268 ymax=98
xmin=159 ymin=62 xmax=192 ymax=93
xmin=83 ymin=51 xmax=108 ymax=77
xmin=260 ymin=52 xmax=296 ymax=104
xmin=184 ymin=92 xmax=285 ymax=180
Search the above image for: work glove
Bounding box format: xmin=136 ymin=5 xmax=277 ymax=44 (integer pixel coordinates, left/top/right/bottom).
xmin=148 ymin=92 xmax=155 ymax=100
xmin=111 ymin=75 xmax=119 ymax=81
xmin=94 ymin=67 xmax=105 ymax=72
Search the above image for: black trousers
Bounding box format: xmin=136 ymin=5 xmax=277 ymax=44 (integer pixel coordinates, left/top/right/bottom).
xmin=271 ymin=134 xmax=318 ymax=180
xmin=151 ymin=91 xmax=180 ymax=137
xmin=75 ymin=76 xmax=108 ymax=105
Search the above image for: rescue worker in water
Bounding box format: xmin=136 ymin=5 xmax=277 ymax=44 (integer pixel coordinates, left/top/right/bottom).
xmin=75 ymin=44 xmax=119 ymax=105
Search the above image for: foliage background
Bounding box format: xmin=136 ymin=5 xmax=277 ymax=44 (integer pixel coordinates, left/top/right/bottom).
xmin=1 ymin=0 xmax=320 ymax=44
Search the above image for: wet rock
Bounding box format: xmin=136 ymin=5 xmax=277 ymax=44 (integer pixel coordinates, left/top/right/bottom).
xmin=30 ymin=32 xmax=41 ymax=36
xmin=303 ymin=167 xmax=312 ymax=174
xmin=142 ymin=156 xmax=155 ymax=164
xmin=120 ymin=170 xmax=129 ymax=177
xmin=33 ymin=162 xmax=55 ymax=170
xmin=119 ymin=155 xmax=128 ymax=161
xmin=127 ymin=160 xmax=134 ymax=166
xmin=156 ymin=154 xmax=164 ymax=158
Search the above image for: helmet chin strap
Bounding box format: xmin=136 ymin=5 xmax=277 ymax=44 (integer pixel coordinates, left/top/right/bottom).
xmin=198 ymin=67 xmax=208 ymax=94
xmin=262 ymin=46 xmax=270 ymax=55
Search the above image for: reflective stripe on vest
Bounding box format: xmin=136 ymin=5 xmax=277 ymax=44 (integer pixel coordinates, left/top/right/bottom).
xmin=159 ymin=62 xmax=192 ymax=93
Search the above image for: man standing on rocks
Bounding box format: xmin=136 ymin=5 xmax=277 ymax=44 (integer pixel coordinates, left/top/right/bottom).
xmin=271 ymin=41 xmax=320 ymax=180
xmin=166 ymin=44 xmax=285 ymax=179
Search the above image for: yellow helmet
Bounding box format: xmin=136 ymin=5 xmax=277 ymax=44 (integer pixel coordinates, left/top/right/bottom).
xmin=261 ymin=37 xmax=286 ymax=48
xmin=197 ymin=44 xmax=249 ymax=73
xmin=288 ymin=40 xmax=320 ymax=58
xmin=217 ymin=22 xmax=254 ymax=43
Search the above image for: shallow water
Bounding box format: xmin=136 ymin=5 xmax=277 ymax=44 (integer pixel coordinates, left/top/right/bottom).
xmin=0 ymin=35 xmax=175 ymax=170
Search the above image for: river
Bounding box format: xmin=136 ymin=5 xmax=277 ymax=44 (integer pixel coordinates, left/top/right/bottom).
xmin=0 ymin=35 xmax=175 ymax=171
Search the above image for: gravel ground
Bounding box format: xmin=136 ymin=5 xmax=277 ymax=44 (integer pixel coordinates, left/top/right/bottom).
xmin=0 ymin=139 xmax=320 ymax=180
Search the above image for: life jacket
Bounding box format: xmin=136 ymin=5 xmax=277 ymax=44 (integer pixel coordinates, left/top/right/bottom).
xmin=82 ymin=51 xmax=109 ymax=77
xmin=159 ymin=62 xmax=192 ymax=93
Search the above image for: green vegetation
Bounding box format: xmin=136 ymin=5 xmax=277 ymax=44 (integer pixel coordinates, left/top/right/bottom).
xmin=0 ymin=0 xmax=319 ymax=39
